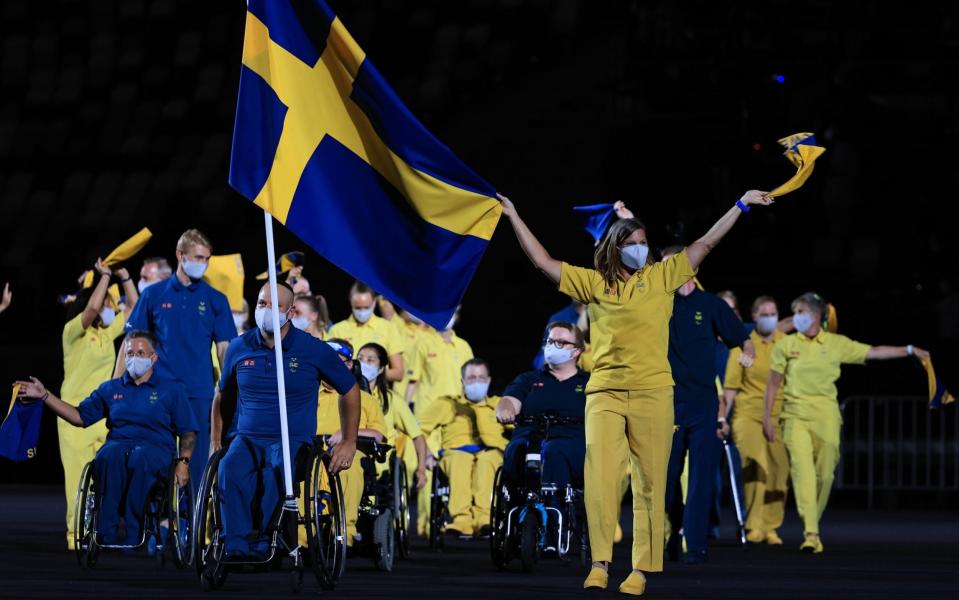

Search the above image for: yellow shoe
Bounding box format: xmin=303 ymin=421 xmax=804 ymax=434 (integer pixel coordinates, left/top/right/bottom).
xmin=583 ymin=566 xmax=609 ymax=590
xmin=618 ymin=571 xmax=646 ymax=596
xmin=614 ymin=523 xmax=624 ymax=543
xmin=746 ymin=529 xmax=765 ymax=544
xmin=765 ymin=530 xmax=783 ymax=545
xmin=799 ymin=533 xmax=823 ymax=554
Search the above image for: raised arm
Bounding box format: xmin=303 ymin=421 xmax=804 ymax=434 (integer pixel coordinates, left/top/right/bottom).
xmin=115 ymin=266 xmax=138 ymax=316
xmin=16 ymin=377 xmax=84 ymax=427
xmin=498 ymin=194 xmax=562 ymax=285
xmin=762 ymin=371 xmax=783 ymax=442
xmin=866 ymin=345 xmax=929 ymax=361
xmin=686 ymin=191 xmax=771 ymax=270
xmin=81 ymin=260 xmax=113 ymax=330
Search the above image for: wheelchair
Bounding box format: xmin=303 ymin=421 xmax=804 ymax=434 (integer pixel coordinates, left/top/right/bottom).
xmin=74 ymin=457 xmax=194 ymax=570
xmin=192 ymin=437 xmax=346 ymax=592
xmin=348 ymin=437 xmax=410 ymax=571
xmin=427 ymin=462 xmax=452 ymax=551
xmin=489 ymin=413 xmax=589 ymax=572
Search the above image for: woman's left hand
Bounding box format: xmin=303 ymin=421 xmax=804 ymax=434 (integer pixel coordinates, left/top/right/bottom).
xmin=740 ymin=190 xmax=773 ymax=206
xmin=912 ymin=347 xmax=930 ymax=361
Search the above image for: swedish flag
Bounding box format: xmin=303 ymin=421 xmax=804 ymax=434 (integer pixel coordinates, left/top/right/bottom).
xmin=229 ymin=0 xmax=501 ymax=329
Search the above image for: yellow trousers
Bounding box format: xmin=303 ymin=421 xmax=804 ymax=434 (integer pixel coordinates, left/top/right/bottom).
xmin=585 ymin=387 xmax=673 ymax=571
xmin=340 ymin=451 xmax=368 ymax=546
xmin=59 ymin=419 xmax=107 ymax=549
xmin=439 ymin=448 xmax=502 ymax=535
xmin=733 ymin=415 xmax=789 ymax=533
xmin=783 ymin=416 xmax=840 ymax=535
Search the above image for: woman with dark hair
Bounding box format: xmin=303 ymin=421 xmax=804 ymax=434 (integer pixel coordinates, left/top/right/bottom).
xmin=58 ymin=258 xmax=138 ymax=550
xmin=764 ymin=292 xmax=929 ymax=554
xmin=357 ymin=343 xmax=429 ymax=489
xmin=499 ymin=189 xmax=771 ymax=595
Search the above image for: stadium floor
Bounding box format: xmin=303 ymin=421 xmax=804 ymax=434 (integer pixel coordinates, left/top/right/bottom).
xmin=1 ymin=485 xmax=955 ymax=599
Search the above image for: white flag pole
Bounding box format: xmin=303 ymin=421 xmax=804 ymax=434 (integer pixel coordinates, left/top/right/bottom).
xmin=263 ymin=210 xmax=295 ymax=501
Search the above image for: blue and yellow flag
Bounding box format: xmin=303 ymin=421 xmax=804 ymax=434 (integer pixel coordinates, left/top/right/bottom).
xmin=922 ymin=358 xmax=955 ymax=409
xmin=229 ymin=0 xmax=502 ymax=329
xmin=0 ymin=384 xmax=42 ymax=462
xmin=769 ymin=133 xmax=826 ymax=197
xmin=572 ymin=203 xmax=616 ymax=244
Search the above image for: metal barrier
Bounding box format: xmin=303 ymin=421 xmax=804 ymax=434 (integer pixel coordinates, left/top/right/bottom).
xmin=837 ymin=396 xmax=958 ymax=508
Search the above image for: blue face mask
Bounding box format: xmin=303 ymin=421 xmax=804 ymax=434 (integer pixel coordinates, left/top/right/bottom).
xmin=619 ymin=243 xmax=649 ymax=270
xmin=793 ymin=312 xmax=815 ymax=334
xmin=756 ymin=315 xmax=779 ymax=334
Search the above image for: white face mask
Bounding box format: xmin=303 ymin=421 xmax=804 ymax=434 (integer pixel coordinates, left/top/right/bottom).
xmin=360 ymin=362 xmax=381 ymax=383
xmin=353 ymin=307 xmax=374 ymax=324
xmin=182 ymin=260 xmax=207 ymax=280
xmin=291 ymin=316 xmax=310 ymax=331
xmin=255 ymin=306 xmax=289 ymax=333
xmin=125 ymin=355 xmax=153 ymax=379
xmin=793 ymin=312 xmax=815 ymax=334
xmin=756 ymin=315 xmax=779 ymax=335
xmin=543 ymin=344 xmax=575 ymax=366
xmin=464 ymin=382 xmax=489 ymax=402
xmin=619 ymin=243 xmax=649 ymax=270
xmin=137 ymin=279 xmax=156 ymax=294
xmin=99 ymin=307 xmax=116 ymax=327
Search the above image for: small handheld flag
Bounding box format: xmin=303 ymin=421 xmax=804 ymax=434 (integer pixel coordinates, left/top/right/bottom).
xmin=769 ymin=133 xmax=826 ymax=198
xmin=0 ymin=384 xmax=42 ymax=462
xmin=81 ymin=227 xmax=153 ymax=288
xmin=255 ymin=251 xmax=304 ymax=281
xmin=572 ymin=203 xmax=616 ymax=244
xmin=923 ymin=358 xmax=955 ymax=409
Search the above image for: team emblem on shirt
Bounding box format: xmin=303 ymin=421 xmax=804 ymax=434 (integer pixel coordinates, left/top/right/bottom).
xmin=288 ymin=357 xmax=299 ymax=373
xmin=575 ymin=385 xmax=584 ymax=392
xmin=112 ymin=393 xmax=124 ymax=400
xmin=198 ymin=301 xmax=207 ymax=314
xmin=149 ymin=391 xmax=159 ymax=404
xmin=161 ymin=302 xmax=173 ymax=309
xmin=694 ymin=311 xmax=704 ymax=325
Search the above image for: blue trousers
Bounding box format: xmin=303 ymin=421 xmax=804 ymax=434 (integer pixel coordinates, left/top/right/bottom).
xmin=189 ymin=396 xmax=212 ymax=492
xmin=503 ymin=433 xmax=585 ymax=505
xmin=665 ymin=404 xmax=720 ymax=556
xmin=94 ymin=441 xmax=170 ymax=545
xmin=218 ymin=435 xmax=305 ymax=556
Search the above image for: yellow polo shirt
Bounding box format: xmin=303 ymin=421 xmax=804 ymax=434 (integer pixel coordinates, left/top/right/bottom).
xmin=770 ymin=331 xmax=871 ymax=422
xmin=558 ymin=250 xmax=697 ymax=392
xmin=725 ymin=329 xmax=785 ymax=420
xmin=316 ymin=387 xmax=387 ymax=437
xmin=408 ymin=329 xmax=473 ymax=415
xmin=391 ymin=319 xmax=429 ymax=401
xmin=418 ymin=395 xmax=506 ymax=453
xmin=375 ymin=387 xmax=423 ymax=445
xmin=327 ymin=314 xmax=406 ymax=358
xmin=61 ymin=313 xmax=127 ymax=405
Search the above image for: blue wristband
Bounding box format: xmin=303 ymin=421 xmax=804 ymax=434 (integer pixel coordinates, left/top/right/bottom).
xmin=735 ymin=199 xmax=750 ymax=213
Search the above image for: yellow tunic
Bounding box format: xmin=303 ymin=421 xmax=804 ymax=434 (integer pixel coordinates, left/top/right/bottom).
xmin=408 ymin=329 xmax=473 ymax=415
xmin=316 ymin=387 xmax=387 ymax=437
xmin=558 ymin=250 xmax=697 ymax=392
xmin=327 ymin=314 xmax=406 ymax=357
xmin=724 ymin=329 xmax=786 ymax=420
xmin=418 ymin=395 xmax=506 ymax=452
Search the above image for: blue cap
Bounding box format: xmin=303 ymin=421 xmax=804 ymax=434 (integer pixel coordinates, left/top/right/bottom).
xmin=326 ymin=341 xmax=353 ymax=361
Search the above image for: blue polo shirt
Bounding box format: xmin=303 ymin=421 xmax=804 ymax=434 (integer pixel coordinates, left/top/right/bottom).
xmin=218 ymin=327 xmax=357 ymax=442
xmin=668 ymin=288 xmax=748 ymax=403
xmin=503 ymin=368 xmax=589 ymax=438
xmin=126 ymin=276 xmax=236 ymax=399
xmin=77 ymin=373 xmax=199 ymax=454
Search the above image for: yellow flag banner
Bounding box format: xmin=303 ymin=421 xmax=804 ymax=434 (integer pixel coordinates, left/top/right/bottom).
xmin=82 ymin=227 xmax=153 ymax=288
xmin=204 ymin=254 xmax=245 ymax=312
xmin=769 ymin=133 xmax=826 ymax=198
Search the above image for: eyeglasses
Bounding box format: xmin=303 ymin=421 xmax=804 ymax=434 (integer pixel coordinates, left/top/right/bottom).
xmin=128 ymin=350 xmax=155 ymax=359
xmin=544 ymin=338 xmax=578 ymax=349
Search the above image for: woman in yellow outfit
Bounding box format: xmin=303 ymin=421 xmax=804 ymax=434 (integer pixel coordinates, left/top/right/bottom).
xmin=59 ymin=259 xmax=138 ymax=549
xmin=318 ymin=339 xmax=387 ymax=547
xmin=722 ymin=295 xmax=789 ymax=545
xmin=764 ymin=292 xmax=928 ymax=554
xmin=500 ymin=189 xmax=771 ymax=595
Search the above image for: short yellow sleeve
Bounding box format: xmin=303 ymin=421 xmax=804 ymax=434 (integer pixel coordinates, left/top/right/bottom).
xmin=658 ymin=249 xmax=698 ymax=292
xmin=388 ymin=320 xmax=407 ymax=356
xmin=360 ymin=391 xmax=388 ymax=437
xmin=408 ymin=336 xmax=426 ymax=382
xmin=391 ymin=394 xmax=423 ymax=438
xmin=836 ymin=335 xmax=871 ymax=365
xmin=107 ymin=311 xmax=127 ymax=340
xmin=770 ymin=338 xmax=789 ymax=374
xmin=558 ymin=263 xmax=598 ymax=304
xmin=724 ymin=347 xmax=744 ymax=390
xmin=62 ymin=314 xmax=85 ymax=345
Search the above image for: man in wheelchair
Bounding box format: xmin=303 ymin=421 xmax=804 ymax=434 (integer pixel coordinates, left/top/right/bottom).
xmin=16 ymin=330 xmax=198 ymax=547
xmin=419 ymin=358 xmax=508 ymax=537
xmin=496 ymin=322 xmax=587 ymax=496
xmin=209 ymin=282 xmax=361 ymax=560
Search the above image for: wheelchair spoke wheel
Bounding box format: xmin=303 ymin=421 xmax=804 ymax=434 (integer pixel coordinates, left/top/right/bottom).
xmin=392 ymin=457 xmax=411 ymax=559
xmin=520 ymin=513 xmax=539 ymax=573
xmin=306 ymin=450 xmax=346 ymax=591
xmin=489 ymin=468 xmax=509 ymax=569
xmin=171 ymin=473 xmax=195 ymax=568
xmin=428 ymin=467 xmax=448 ymax=552
xmin=373 ymin=510 xmax=395 ymax=572
xmin=74 ymin=461 xmax=98 ymax=570
xmin=194 ymin=449 xmax=227 ymax=589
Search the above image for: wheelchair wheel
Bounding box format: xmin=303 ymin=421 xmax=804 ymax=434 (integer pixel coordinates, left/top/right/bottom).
xmin=74 ymin=461 xmax=99 ymax=570
xmin=428 ymin=467 xmax=449 ymax=551
xmin=194 ymin=449 xmax=227 ymax=590
xmin=169 ymin=464 xmax=195 ymax=569
xmin=578 ymin=512 xmax=591 ymax=570
xmin=391 ymin=455 xmax=411 ymax=559
xmin=489 ymin=468 xmax=509 ymax=570
xmin=520 ymin=513 xmax=539 ymax=573
xmin=305 ymin=450 xmax=346 ymax=591
xmin=373 ymin=509 xmax=395 ymax=572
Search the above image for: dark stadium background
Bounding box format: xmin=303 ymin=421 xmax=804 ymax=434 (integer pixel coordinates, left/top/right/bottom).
xmin=1 ymin=1 xmax=956 ymax=488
